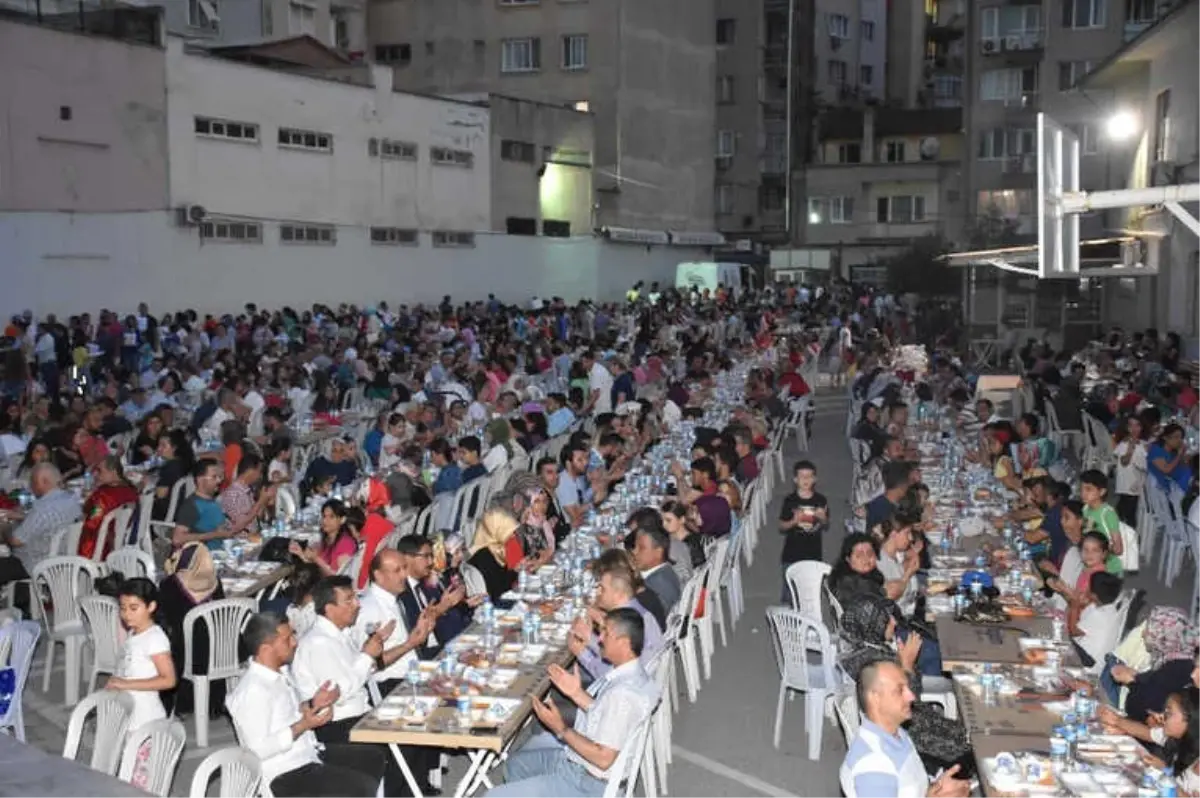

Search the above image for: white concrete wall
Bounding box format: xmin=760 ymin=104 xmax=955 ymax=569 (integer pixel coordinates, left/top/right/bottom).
xmin=165 ymin=39 xmax=490 ymax=233
xmin=0 ymin=211 xmax=699 ymax=316
xmin=861 ymin=0 xmax=887 ymax=100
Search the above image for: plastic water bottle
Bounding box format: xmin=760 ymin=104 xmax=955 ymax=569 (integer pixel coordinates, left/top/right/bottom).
xmin=407 ymin=657 xmax=420 ymax=684
xmin=981 ymin=664 xmax=997 ymax=706
xmin=1049 ymin=727 xmax=1069 ymax=772
xmin=521 ymin=613 xmax=534 ymax=645
xmin=481 ymin=597 xmax=494 ymax=630
xmin=530 ymin=614 xmax=541 ymax=644
xmin=1159 ymin=770 xmax=1178 ymax=797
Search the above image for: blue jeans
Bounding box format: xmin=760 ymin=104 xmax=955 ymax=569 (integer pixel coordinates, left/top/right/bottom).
xmin=486 ymin=733 xmax=606 ymax=797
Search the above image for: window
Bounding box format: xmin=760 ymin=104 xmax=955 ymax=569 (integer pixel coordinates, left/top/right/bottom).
xmin=828 ymin=13 xmax=850 ymax=38
xmin=978 ymin=189 xmax=1035 ymax=219
xmin=1152 ymin=89 xmax=1170 ymax=162
xmin=716 ymin=75 xmax=735 ymax=104
xmin=506 ymin=217 xmax=538 ymax=235
xmin=59 ymin=106 xmax=71 ymax=121
xmin=760 ymin=184 xmax=785 ymax=212
xmin=807 ymin=197 xmax=825 ymax=223
xmin=1126 ymin=0 xmax=1155 ymax=22
xmin=194 ymin=116 xmax=259 ymax=143
xmin=860 ymin=19 xmax=875 ymax=40
xmin=876 ymin=196 xmax=926 ymax=223
xmin=981 ymin=5 xmax=1041 ymax=41
xmin=884 ymin=140 xmax=906 ymax=163
xmin=501 ymin=139 xmax=536 ymax=162
xmin=334 ymin=16 xmax=349 ymax=49
xmin=716 ymin=130 xmax=736 ymax=157
xmin=1066 ymin=123 xmax=1100 ymax=155
xmin=280 ymin=223 xmax=336 ymax=244
xmin=977 ymin=127 xmax=1035 ymax=159
xmin=562 ymin=34 xmax=587 ymax=70
xmin=425 ymin=41 xmax=435 ymax=55
xmin=716 ymin=18 xmax=736 ymax=44
xmin=430 ymin=146 xmax=474 ymax=167
xmin=860 ymin=65 xmax=874 ymax=85
xmin=375 ymin=44 xmax=412 ymax=65
xmin=432 ymin=231 xmax=475 ymax=248
xmin=369 ymin=138 xmax=417 ymax=160
xmin=187 ymin=0 xmax=219 ymax=30
xmin=980 ymin=66 xmax=1039 ymax=101
xmin=543 ymin=220 xmax=571 ymax=237
xmin=1063 ymin=0 xmax=1106 ymax=28
xmin=370 ymin=227 xmax=418 ymax=245
xmin=837 ymin=142 xmax=862 ymax=164
xmin=499 ymin=0 xmax=539 ymax=4
xmin=501 ymin=37 xmax=541 ymax=72
xmin=278 ymin=127 xmax=332 ymax=152
xmin=199 ymin=219 xmax=262 ymax=243
xmin=933 ymin=75 xmax=962 ymax=101
xmin=288 ymin=1 xmax=316 ymax=35
xmin=715 ymin=184 xmax=734 ymax=214
xmin=828 ymin=59 xmax=847 ymax=85
xmin=1057 ymin=61 xmax=1093 ymax=90
xmin=830 ymin=196 xmax=855 ymax=223
xmin=574 ymin=100 xmax=590 ymax=112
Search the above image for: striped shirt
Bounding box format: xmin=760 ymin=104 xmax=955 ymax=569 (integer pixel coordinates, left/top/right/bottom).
xmin=13 ymin=488 xmax=83 ymax=571
xmin=840 ymin=719 xmax=928 ymax=798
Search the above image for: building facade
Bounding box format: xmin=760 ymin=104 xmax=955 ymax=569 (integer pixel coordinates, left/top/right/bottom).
xmin=796 ymin=107 xmax=965 ymax=281
xmin=0 ymin=11 xmax=168 ymax=212
xmin=365 ymin=0 xmax=718 ymax=234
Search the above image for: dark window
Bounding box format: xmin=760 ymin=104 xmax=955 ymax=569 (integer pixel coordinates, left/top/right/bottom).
xmin=716 ymin=18 xmax=736 ymax=44
xmin=506 ymin=217 xmax=538 ymax=236
xmin=542 ymin=220 xmax=571 ymax=237
xmin=500 ymin=139 xmax=537 ymax=163
xmin=375 ymin=43 xmax=412 ymax=65
xmin=59 ymin=106 xmax=72 ymax=121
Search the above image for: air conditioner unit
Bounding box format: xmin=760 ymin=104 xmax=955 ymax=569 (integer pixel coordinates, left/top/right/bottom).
xmin=716 ymin=155 xmax=733 ymax=170
xmin=1004 ymin=34 xmax=1022 ymax=50
xmin=175 ymin=204 xmax=207 ymax=226
xmin=1021 ymin=153 xmax=1036 ymax=173
xmin=982 ymin=38 xmax=997 ymax=53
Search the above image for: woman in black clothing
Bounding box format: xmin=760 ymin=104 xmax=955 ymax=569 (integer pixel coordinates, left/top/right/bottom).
xmin=130 ymin=412 xmax=164 ymax=466
xmin=152 ymin=429 xmax=194 ymax=520
xmin=466 ymin=482 xmax=524 ymax=605
xmin=828 ymin=532 xmax=887 ymax=607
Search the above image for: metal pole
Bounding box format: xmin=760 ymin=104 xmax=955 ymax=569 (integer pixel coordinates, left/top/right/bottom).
xmin=784 ymin=0 xmax=795 ymax=250
xmin=1061 ymin=183 xmax=1200 ymax=213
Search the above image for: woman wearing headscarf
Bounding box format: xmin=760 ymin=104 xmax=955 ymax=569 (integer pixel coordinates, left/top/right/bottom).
xmin=157 ymin=541 xmax=229 ymax=717
xmin=839 ymin=594 xmax=971 ymax=775
xmin=482 ymin=418 xmax=515 ymax=473
xmin=467 ymin=478 xmax=524 ymax=603
xmin=502 ymin=472 xmax=556 ymax=571
xmin=1107 ymin=606 xmax=1198 ymax=724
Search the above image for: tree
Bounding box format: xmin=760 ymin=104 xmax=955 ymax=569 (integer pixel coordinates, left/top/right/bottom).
xmin=965 ymin=207 xmax=1023 ymax=250
xmin=881 ymin=235 xmax=959 ymax=297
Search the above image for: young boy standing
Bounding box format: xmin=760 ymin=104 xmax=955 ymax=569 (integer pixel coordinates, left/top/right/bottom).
xmin=779 ymin=460 xmax=829 ymax=603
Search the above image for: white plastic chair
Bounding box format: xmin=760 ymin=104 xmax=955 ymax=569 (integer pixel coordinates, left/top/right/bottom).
xmin=830 ymin=681 xmax=861 ymax=747
xmin=31 ymin=555 xmax=101 ymax=705
xmin=460 ymin=563 xmax=488 ymax=598
xmin=765 ymin=606 xmax=839 ymax=759
xmin=62 ymin=689 xmax=136 ymax=775
xmin=106 ymin=546 xmax=157 ymax=580
xmin=699 ymin=538 xmax=730 ymax=667
xmin=79 ymin=594 xmax=122 ymax=693
xmin=164 ymin=476 xmax=195 ymax=524
xmin=673 ymin=567 xmax=706 ymax=703
xmin=602 ymin=713 xmax=654 ymax=798
xmin=92 ymin=505 xmax=134 ymax=562
xmin=48 ymin=521 xmax=84 ymax=558
xmin=640 ymin=644 xmax=674 ymax=798
xmin=182 ymin=597 xmax=257 ymax=748
xmin=785 ymin=560 xmax=833 ymax=619
xmin=189 ymin=747 xmax=264 ymax=798
xmin=117 ymin=717 xmax=187 ymax=797
xmin=132 ymin=491 xmax=158 ymax=558
xmin=0 ymin=620 xmax=41 ymax=740
xmin=275 ymin=483 xmax=299 ymax=520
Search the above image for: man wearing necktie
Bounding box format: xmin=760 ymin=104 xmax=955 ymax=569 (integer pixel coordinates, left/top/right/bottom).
xmin=485 ymin=608 xmax=660 ymax=797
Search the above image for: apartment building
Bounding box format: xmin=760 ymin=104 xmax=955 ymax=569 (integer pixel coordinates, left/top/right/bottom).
xmin=887 ymin=0 xmax=967 ymax=110
xmin=962 ymin=0 xmax=1183 ymax=238
xmin=366 ymin=0 xmax=718 ymax=234
xmin=795 ymin=107 xmax=965 ymax=281
xmin=811 ymin=0 xmax=887 ymax=106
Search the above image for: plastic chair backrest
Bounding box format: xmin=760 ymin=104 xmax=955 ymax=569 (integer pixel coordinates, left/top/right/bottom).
xmin=785 ymin=560 xmax=833 ymax=619
xmin=414 ymin=503 xmax=436 ymax=539
xmin=107 ymin=546 xmax=157 ymax=580
xmin=49 ymin=521 xmax=84 ymax=558
xmin=165 ymin=477 xmax=194 ymax=524
xmin=275 ymin=484 xmax=299 ymax=520
xmin=63 ymin=690 xmax=135 ymax=775
xmin=188 ymin=747 xmax=263 ymax=798
xmin=182 ymin=598 xmax=256 ymax=681
xmin=766 ymin=606 xmax=837 ymax=691
xmin=117 ymin=717 xmax=186 ymax=797
xmin=78 ymin=594 xmax=122 ymax=673
xmin=31 ymin=556 xmax=100 ymax=632
xmin=831 ymin=683 xmax=861 ymax=745
xmin=0 ymin=621 xmax=40 ymax=728
xmin=602 ymin=714 xmax=654 ymax=798
xmin=460 ymin=563 xmax=488 ymax=598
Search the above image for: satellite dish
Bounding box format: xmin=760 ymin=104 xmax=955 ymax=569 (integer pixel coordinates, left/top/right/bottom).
xmin=919 ymin=137 xmax=940 ymax=161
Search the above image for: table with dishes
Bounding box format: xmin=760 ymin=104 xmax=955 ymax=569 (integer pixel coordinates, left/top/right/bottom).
xmin=347 ymin=362 xmax=755 ymax=798
xmin=905 ymin=411 xmax=1170 ymax=796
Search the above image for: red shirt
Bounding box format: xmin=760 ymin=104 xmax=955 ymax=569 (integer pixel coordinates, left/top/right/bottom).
xmin=356 ymin=513 xmax=395 ymax=590
xmin=779 ymin=372 xmax=810 ymax=398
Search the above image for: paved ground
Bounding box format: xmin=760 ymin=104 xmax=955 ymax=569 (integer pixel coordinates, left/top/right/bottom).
xmin=16 ymin=387 xmax=1196 ymax=796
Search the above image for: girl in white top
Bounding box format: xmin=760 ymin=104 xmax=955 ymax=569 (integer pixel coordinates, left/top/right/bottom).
xmin=1112 ymin=416 xmax=1147 ymax=527
xmin=377 ymin=413 xmax=407 ymax=472
xmin=110 ymin=578 xmax=175 ymax=730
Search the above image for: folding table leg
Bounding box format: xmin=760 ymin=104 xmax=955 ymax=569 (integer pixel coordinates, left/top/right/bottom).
xmin=388 ymin=743 xmax=426 ymax=798
xmin=453 ymin=750 xmax=496 ymax=798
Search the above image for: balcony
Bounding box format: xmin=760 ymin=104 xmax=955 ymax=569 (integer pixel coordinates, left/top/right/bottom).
xmin=1122 ymin=18 xmax=1154 ymax=39
xmin=980 ymin=31 xmax=1043 ymax=58
xmin=760 ymin=153 xmax=787 ymax=175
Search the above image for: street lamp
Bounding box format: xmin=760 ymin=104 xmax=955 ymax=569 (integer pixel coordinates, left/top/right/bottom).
xmin=1106 ymin=109 xmax=1139 ymax=141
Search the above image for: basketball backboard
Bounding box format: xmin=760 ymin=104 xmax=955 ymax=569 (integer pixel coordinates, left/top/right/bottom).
xmin=1036 ymin=113 xmax=1081 ymax=278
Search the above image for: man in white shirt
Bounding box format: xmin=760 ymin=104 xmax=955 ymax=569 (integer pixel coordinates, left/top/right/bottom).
xmin=354 ymin=549 xmax=434 ymax=694
xmin=292 ymin=574 xmax=435 ymax=795
xmin=486 ymin=608 xmax=660 ymax=797
xmin=1073 ymin=571 xmax=1124 ymax=674
xmin=227 ymin=612 xmax=385 ymax=797
xmin=582 ymin=350 xmax=613 ymax=415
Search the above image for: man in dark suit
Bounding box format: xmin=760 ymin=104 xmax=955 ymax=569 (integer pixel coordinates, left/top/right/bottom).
xmin=397 ymin=536 xmax=472 ymax=658
xmin=632 ymin=525 xmax=682 ymax=612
